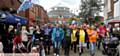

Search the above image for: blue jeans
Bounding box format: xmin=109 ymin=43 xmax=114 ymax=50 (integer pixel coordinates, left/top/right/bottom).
xmin=79 ymin=42 xmax=86 ymax=53
xmin=90 ymin=42 xmax=96 ymax=55
xmin=53 ymin=41 xmax=61 ymax=55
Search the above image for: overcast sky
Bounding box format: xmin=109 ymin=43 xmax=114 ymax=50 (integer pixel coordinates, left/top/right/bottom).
xmin=32 ymin=0 xmax=104 ymax=16
xmin=36 ymin=0 xmax=80 ymax=15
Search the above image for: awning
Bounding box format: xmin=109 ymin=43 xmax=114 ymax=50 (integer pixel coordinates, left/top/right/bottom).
xmin=108 ymin=20 xmax=120 ymax=23
xmin=5 ymin=13 xmax=28 ymax=25
xmin=13 ymin=15 xmax=28 ymax=25
xmin=5 ymin=13 xmax=16 ymax=23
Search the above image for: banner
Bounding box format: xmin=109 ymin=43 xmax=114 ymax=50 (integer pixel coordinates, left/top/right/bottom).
xmin=17 ymin=0 xmax=33 ymax=13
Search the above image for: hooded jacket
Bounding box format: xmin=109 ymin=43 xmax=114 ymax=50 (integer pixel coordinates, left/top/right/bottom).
xmin=52 ymin=27 xmax=64 ymax=42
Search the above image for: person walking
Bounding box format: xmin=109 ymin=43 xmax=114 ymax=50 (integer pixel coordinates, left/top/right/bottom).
xmin=107 ymin=24 xmax=113 ymax=39
xmin=7 ymin=25 xmax=15 ymax=53
xmin=43 ymin=24 xmax=52 ymax=55
xmin=33 ymin=26 xmax=43 ymax=44
xmin=87 ymin=26 xmax=98 ymax=56
xmin=52 ymin=24 xmax=64 ymax=56
xmin=64 ymin=25 xmax=72 ymax=56
xmin=71 ymin=25 xmax=77 ymax=53
xmin=83 ymin=24 xmax=89 ymax=49
xmin=13 ymin=29 xmax=27 ymax=53
xmin=33 ymin=25 xmax=46 ymax=56
xmin=97 ymin=25 xmax=107 ymax=50
xmin=21 ymin=26 xmax=29 ymax=48
xmin=78 ymin=26 xmax=86 ymax=56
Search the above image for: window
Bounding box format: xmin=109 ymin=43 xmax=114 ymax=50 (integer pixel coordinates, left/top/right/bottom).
xmin=54 ymin=8 xmax=57 ymax=10
xmin=11 ymin=0 xmax=15 ymax=5
xmin=64 ymin=8 xmax=66 ymax=10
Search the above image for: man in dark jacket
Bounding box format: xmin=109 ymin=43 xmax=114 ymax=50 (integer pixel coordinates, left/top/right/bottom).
xmin=0 ymin=23 xmax=9 ymax=53
xmin=63 ymin=25 xmax=72 ymax=56
xmin=7 ymin=25 xmax=15 ymax=53
xmin=43 ymin=24 xmax=52 ymax=55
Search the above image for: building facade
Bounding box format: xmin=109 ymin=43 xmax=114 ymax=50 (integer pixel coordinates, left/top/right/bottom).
xmin=48 ymin=4 xmax=75 ymax=23
xmin=104 ymin=0 xmax=120 ymax=27
xmin=26 ymin=4 xmax=48 ymax=26
xmin=114 ymin=0 xmax=120 ymax=19
xmin=104 ymin=0 xmax=114 ymax=20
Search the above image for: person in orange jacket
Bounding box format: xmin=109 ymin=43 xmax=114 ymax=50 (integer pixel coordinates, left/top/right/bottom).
xmin=87 ymin=26 xmax=98 ymax=56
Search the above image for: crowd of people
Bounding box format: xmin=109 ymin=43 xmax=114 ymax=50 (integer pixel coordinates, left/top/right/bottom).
xmin=0 ymin=23 xmax=113 ymax=56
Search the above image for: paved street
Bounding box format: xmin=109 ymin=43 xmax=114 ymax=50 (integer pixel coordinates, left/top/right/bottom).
xmin=46 ymin=50 xmax=106 ymax=56
xmin=46 ymin=45 xmax=120 ymax=56
xmin=46 ymin=47 xmax=106 ymax=56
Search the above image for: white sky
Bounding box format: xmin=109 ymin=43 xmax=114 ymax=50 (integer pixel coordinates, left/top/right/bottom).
xmin=35 ymin=0 xmax=80 ymax=15
xmin=32 ymin=0 xmax=104 ymax=16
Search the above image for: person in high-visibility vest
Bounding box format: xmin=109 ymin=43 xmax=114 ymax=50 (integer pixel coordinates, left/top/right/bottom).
xmin=78 ymin=26 xmax=86 ymax=56
xmin=87 ymin=26 xmax=98 ymax=56
xmin=71 ymin=25 xmax=77 ymax=53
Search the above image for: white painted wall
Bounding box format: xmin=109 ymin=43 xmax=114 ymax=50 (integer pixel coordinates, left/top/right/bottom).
xmin=114 ymin=0 xmax=120 ymax=18
xmin=107 ymin=0 xmax=112 ymax=12
xmin=104 ymin=0 xmax=108 ymax=19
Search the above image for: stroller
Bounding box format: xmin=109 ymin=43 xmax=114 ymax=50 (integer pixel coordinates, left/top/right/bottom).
xmin=102 ymin=37 xmax=119 ymax=56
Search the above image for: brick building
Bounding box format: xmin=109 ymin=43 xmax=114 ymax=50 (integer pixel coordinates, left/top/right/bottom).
xmin=0 ymin=0 xmax=48 ymax=26
xmin=26 ymin=4 xmax=48 ymax=26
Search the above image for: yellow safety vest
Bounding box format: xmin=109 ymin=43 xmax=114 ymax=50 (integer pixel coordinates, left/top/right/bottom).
xmin=79 ymin=30 xmax=85 ymax=42
xmin=71 ymin=29 xmax=77 ymax=42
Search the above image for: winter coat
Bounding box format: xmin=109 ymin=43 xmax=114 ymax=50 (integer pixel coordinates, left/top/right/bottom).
xmin=64 ymin=28 xmax=72 ymax=42
xmin=87 ymin=29 xmax=98 ymax=43
xmin=33 ymin=29 xmax=44 ymax=41
xmin=44 ymin=27 xmax=52 ymax=36
xmin=52 ymin=27 xmax=64 ymax=42
xmin=44 ymin=27 xmax=52 ymax=40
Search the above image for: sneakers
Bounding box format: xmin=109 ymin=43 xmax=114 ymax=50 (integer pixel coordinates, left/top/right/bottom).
xmin=56 ymin=54 xmax=59 ymax=56
xmin=79 ymin=53 xmax=82 ymax=56
xmin=54 ymin=53 xmax=56 ymax=56
xmin=54 ymin=53 xmax=60 ymax=56
xmin=91 ymin=53 xmax=95 ymax=56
